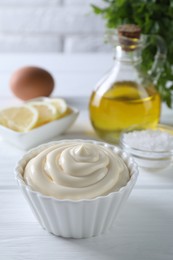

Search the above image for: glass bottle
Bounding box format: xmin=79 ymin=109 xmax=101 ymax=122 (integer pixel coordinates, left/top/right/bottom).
xmin=89 ymin=24 xmax=166 ymax=144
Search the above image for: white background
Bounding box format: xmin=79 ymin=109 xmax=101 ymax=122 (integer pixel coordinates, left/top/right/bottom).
xmin=0 ymin=0 xmax=112 ymax=53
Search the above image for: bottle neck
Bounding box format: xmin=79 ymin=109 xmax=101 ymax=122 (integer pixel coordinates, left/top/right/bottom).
xmin=114 ymin=45 xmax=142 ymax=64
xmin=111 ymin=45 xmax=146 ymax=84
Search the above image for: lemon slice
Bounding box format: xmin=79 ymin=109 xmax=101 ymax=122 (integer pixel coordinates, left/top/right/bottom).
xmin=29 ymin=101 xmax=57 ymax=127
xmin=48 ymin=98 xmax=68 ymax=118
xmin=0 ymin=105 xmax=38 ymax=132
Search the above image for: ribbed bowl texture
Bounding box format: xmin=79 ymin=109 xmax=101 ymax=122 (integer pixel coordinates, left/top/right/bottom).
xmin=15 ymin=140 xmax=138 ymax=238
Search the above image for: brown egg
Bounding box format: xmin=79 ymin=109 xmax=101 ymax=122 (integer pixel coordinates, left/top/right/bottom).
xmin=10 ymin=66 xmax=54 ymax=100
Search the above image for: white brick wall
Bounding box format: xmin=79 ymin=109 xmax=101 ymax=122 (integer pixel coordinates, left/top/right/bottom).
xmin=0 ymin=0 xmax=62 ymax=5
xmin=0 ymin=0 xmax=111 ymax=53
xmin=64 ymin=34 xmax=112 ymax=53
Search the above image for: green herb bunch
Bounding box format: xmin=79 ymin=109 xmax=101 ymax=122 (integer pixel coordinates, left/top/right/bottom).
xmin=92 ymin=0 xmax=173 ymax=107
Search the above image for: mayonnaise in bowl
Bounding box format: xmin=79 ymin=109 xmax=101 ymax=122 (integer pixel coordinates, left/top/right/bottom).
xmin=24 ymin=141 xmax=130 ymax=200
xmin=15 ymin=139 xmax=138 ymax=238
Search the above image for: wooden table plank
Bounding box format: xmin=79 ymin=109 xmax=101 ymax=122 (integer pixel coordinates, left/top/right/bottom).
xmin=0 ymin=189 xmax=173 ymax=260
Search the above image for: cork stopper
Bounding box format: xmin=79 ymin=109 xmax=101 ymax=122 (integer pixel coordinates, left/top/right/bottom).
xmin=118 ymin=24 xmax=141 ymax=51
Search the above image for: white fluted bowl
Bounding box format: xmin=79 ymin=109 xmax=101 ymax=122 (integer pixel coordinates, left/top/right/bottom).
xmin=15 ymin=140 xmax=138 ymax=238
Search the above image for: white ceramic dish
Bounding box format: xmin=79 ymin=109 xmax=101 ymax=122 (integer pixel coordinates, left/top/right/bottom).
xmin=0 ymin=106 xmax=79 ymax=150
xmin=15 ymin=139 xmax=138 ymax=238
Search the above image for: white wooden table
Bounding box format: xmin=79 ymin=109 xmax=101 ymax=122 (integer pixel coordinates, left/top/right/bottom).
xmin=0 ymin=54 xmax=173 ymax=260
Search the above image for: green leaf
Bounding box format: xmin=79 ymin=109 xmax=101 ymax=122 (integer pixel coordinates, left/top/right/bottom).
xmin=91 ymin=5 xmax=103 ymax=15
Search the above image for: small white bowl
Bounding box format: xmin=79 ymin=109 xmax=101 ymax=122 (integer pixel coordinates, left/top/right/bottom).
xmin=0 ymin=106 xmax=79 ymax=150
xmin=15 ymin=139 xmax=138 ymax=238
xmin=120 ymin=124 xmax=173 ymax=169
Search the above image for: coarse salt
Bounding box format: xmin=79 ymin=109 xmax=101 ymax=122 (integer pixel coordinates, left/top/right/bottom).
xmin=122 ymin=130 xmax=173 ymax=151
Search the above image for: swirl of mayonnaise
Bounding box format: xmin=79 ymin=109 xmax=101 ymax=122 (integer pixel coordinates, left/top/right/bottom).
xmin=24 ymin=141 xmax=130 ymax=200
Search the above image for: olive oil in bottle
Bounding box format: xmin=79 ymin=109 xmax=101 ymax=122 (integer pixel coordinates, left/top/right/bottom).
xmin=89 ymin=81 xmax=160 ymax=143
xmin=89 ymin=24 xmax=163 ymax=143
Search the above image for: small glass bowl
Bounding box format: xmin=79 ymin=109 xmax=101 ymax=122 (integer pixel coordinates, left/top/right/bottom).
xmin=119 ymin=124 xmax=173 ymax=169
